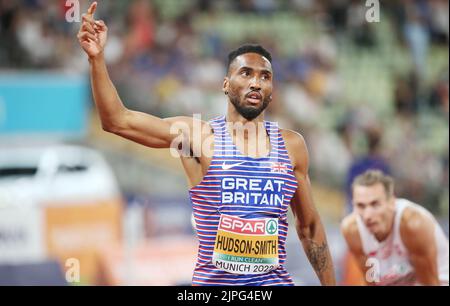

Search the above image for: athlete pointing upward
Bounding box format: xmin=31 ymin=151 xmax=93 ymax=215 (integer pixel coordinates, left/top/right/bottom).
xmin=78 ymin=2 xmax=336 ymax=285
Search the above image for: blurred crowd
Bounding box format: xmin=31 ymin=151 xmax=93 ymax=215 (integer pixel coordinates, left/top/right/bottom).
xmin=0 ymin=0 xmax=448 ymax=214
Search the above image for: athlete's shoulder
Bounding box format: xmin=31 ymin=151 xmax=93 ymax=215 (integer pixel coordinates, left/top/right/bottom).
xmin=280 ymin=129 xmax=306 ymax=147
xmin=400 ymin=201 xmax=435 ymax=252
xmin=164 ymin=116 xmax=213 ymax=134
xmin=163 ymin=115 xmax=211 ymax=125
xmin=280 ymin=129 xmax=308 ymax=170
xmin=400 ymin=203 xmax=434 ymax=237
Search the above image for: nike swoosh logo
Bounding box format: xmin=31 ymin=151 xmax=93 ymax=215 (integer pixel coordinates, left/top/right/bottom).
xmin=221 ymin=161 xmax=246 ymax=170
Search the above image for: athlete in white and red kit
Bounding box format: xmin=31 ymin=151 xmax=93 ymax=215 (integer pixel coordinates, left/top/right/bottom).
xmin=341 ymin=170 xmax=449 ymax=286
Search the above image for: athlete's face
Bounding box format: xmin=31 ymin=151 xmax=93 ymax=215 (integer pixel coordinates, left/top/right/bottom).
xmin=223 ymin=53 xmax=273 ymax=121
xmin=352 ymin=183 xmax=396 ymax=238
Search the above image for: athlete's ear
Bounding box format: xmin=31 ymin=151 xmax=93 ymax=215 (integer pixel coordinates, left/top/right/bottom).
xmin=223 ymin=77 xmax=229 ymax=96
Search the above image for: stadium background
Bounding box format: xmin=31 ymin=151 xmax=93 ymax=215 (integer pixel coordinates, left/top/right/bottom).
xmin=0 ymin=0 xmax=448 ymax=285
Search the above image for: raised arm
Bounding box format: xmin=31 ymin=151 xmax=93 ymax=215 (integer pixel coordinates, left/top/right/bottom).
xmin=283 ymin=130 xmax=336 ymax=285
xmin=77 ymin=2 xmax=192 ymax=149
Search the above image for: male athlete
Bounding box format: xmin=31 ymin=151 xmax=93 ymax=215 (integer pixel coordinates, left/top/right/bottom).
xmin=341 ymin=170 xmax=449 ymax=285
xmin=78 ymin=2 xmax=336 ymax=285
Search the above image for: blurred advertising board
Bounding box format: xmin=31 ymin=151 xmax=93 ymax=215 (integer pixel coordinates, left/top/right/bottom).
xmin=100 ymin=236 xmax=198 ymax=286
xmin=0 ymin=73 xmax=89 ymax=138
xmin=44 ymin=199 xmax=123 ymax=285
xmin=0 ymin=145 xmax=123 ymax=284
xmin=0 ymin=205 xmax=45 ymax=262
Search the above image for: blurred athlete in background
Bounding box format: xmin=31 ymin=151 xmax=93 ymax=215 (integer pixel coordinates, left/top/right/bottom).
xmin=342 ymin=170 xmax=449 ymax=285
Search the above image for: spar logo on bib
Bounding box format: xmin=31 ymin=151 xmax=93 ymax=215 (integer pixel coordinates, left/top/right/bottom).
xmin=219 ymin=215 xmax=278 ymax=235
xmin=266 ymin=219 xmax=277 ymax=235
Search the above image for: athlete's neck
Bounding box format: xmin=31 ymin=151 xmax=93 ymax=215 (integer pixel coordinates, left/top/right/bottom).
xmin=226 ymin=108 xmax=266 ymax=140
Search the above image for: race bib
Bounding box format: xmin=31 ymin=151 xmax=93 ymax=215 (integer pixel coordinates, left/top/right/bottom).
xmin=212 ymin=214 xmax=279 ymax=275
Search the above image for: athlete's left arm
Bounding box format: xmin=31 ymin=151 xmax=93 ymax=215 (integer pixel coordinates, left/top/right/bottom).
xmin=400 ymin=209 xmax=440 ymax=285
xmin=283 ymin=130 xmax=336 ymax=286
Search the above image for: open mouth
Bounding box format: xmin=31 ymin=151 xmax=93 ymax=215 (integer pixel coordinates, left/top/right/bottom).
xmin=245 ymin=92 xmax=262 ymax=104
xmin=367 ymin=222 xmax=377 ymax=229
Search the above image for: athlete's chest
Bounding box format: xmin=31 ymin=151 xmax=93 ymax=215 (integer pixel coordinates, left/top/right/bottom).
xmin=369 ymin=238 xmax=415 ymax=285
xmin=207 ymin=159 xmax=297 ymax=214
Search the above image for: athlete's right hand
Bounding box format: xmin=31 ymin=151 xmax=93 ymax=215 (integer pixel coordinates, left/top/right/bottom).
xmin=77 ymin=2 xmax=107 ymax=59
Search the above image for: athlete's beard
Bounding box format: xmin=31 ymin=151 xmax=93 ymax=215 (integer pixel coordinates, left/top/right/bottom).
xmin=229 ymin=92 xmax=270 ymax=121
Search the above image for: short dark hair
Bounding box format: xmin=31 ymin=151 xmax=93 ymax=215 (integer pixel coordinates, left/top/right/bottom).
xmin=227 ymin=44 xmax=272 ymax=72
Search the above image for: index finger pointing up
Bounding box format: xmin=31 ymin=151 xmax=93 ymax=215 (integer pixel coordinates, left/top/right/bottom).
xmin=87 ymin=2 xmax=97 ymax=17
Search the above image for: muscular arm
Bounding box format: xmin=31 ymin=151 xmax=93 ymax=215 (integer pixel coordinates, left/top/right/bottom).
xmin=401 ymin=209 xmax=440 ymax=286
xmin=79 ymin=2 xmax=193 ymax=149
xmin=283 ymin=130 xmax=336 ymax=285
xmin=341 ymin=216 xmax=371 ymax=285
xmin=90 ymin=56 xmax=195 ymax=148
